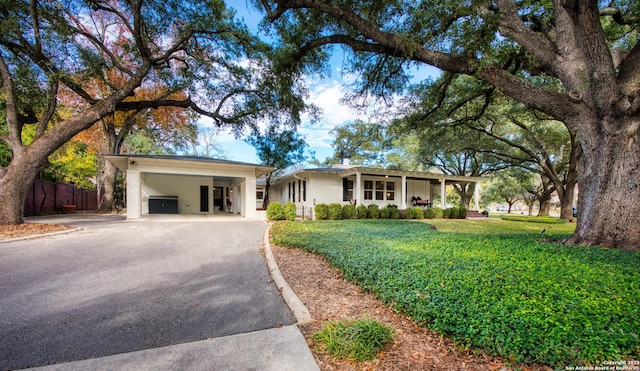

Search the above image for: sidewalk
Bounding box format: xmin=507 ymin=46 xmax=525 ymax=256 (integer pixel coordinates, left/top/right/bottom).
xmin=32 ymin=325 xmax=319 ymax=371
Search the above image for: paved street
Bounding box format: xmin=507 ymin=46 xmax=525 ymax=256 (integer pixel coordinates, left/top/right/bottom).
xmin=0 ymin=215 xmax=295 ymax=370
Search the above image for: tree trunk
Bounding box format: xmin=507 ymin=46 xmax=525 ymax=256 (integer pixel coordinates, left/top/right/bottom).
xmin=0 ymin=157 xmax=43 ymax=224
xmin=455 ymin=183 xmax=473 ymax=209
xmin=101 ymin=158 xmax=118 ymax=211
xmin=538 ymin=198 xmax=551 ymax=216
xmin=566 ymin=127 xmax=640 ymax=251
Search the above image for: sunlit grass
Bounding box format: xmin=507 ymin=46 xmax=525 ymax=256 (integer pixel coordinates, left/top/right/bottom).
xmin=426 ymin=218 xmax=576 ymax=235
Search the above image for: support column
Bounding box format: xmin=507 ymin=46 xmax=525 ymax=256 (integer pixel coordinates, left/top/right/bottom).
xmin=401 ymin=175 xmax=407 ymax=209
xmin=440 ymin=178 xmax=446 ymax=209
xmin=243 ymin=176 xmax=257 ymax=219
xmin=126 ymin=169 xmax=141 ymax=219
xmin=474 ymin=182 xmax=480 ymax=211
xmin=355 ymin=172 xmax=361 ymax=205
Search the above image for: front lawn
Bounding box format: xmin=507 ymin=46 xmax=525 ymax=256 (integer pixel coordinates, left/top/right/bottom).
xmin=271 ymin=219 xmax=639 ymax=367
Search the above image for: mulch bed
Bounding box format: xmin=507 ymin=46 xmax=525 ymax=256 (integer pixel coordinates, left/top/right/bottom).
xmin=0 ymin=223 xmax=75 ymax=240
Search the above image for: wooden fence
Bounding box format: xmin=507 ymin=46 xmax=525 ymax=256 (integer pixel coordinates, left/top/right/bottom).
xmin=24 ymin=180 xmax=101 ymax=216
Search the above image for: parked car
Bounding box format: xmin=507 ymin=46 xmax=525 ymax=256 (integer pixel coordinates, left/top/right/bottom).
xmin=572 ymin=206 xmax=578 ymax=218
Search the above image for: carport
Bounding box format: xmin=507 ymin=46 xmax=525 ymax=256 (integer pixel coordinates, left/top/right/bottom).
xmin=105 ymin=155 xmax=273 ymax=220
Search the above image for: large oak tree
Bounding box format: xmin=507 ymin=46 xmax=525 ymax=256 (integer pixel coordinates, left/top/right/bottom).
xmin=0 ymin=0 xmax=306 ymax=224
xmin=259 ymin=0 xmax=640 ymax=250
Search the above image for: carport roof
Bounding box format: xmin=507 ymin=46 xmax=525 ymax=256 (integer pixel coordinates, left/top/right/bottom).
xmin=105 ymin=154 xmax=274 ymax=177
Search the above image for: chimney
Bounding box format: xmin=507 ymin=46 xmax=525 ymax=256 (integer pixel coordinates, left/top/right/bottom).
xmin=342 ymin=157 xmax=350 ymax=166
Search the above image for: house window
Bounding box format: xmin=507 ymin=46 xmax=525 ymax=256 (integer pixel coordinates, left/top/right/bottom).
xmin=364 ymin=180 xmax=373 ymax=200
xmin=256 ymin=189 xmax=264 ymax=200
xmin=288 ymin=182 xmax=291 ymax=201
xmin=386 ymin=182 xmax=395 ymax=201
xmin=292 ymin=181 xmax=296 ymax=202
xmin=298 ymin=179 xmax=302 ymax=202
xmin=375 ymin=181 xmax=385 ymax=200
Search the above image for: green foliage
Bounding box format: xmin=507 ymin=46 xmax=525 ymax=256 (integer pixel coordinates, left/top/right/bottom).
xmin=312 ymin=318 xmax=395 ymax=362
xmin=271 ymin=220 xmax=639 ymax=367
xmin=380 ymin=205 xmax=399 ymax=219
xmin=423 ymin=208 xmax=436 ymax=219
xmin=328 ymin=203 xmax=343 ymax=220
xmin=284 ymin=202 xmax=297 ymax=221
xmin=266 ymin=202 xmax=285 ymax=220
xmin=356 ymin=204 xmax=368 ymax=219
xmin=342 ymin=204 xmax=356 ymax=219
xmin=431 ymin=207 xmax=444 ymax=219
xmin=367 ymin=204 xmax=380 ymax=219
xmin=404 ymin=207 xmax=423 ymax=220
xmin=315 ymin=203 xmax=329 ymax=220
xmin=457 ymin=207 xmax=467 ymax=219
xmin=314 ymin=120 xmax=390 ymax=167
xmin=46 ymin=142 xmax=98 ymax=189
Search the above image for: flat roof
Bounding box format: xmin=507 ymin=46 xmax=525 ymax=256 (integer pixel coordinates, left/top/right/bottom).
xmin=104 ymin=154 xmax=274 ymax=178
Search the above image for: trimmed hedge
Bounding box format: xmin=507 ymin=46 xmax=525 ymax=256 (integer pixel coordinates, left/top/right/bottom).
xmin=380 ymin=205 xmax=399 ymax=219
xmin=342 ymin=204 xmax=356 ymax=219
xmin=284 ymin=202 xmax=297 ymax=221
xmin=356 ymin=205 xmax=368 ymax=219
xmin=328 ymin=203 xmax=343 ymax=220
xmin=404 ymin=207 xmax=424 ymax=220
xmin=266 ymin=202 xmax=285 ymax=220
xmin=315 ymin=203 xmax=329 ymax=220
xmin=367 ymin=204 xmax=380 ymax=219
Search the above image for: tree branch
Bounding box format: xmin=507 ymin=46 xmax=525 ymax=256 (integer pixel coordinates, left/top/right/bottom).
xmin=36 ymin=78 xmax=58 ymax=139
xmin=493 ymin=0 xmax=557 ymax=71
xmin=0 ymin=52 xmax=23 ymax=152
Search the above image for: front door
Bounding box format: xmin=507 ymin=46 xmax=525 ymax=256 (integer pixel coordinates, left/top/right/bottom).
xmin=200 ymin=185 xmax=209 ymax=212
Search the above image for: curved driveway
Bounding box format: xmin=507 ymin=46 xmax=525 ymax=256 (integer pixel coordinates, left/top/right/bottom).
xmin=0 ymin=215 xmax=295 ymax=370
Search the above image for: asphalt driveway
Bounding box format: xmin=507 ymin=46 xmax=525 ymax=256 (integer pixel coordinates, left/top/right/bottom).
xmin=0 ymin=215 xmax=295 ymax=370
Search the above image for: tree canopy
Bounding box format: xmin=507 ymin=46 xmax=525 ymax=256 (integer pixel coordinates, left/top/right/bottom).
xmin=258 ymin=0 xmax=640 ymax=250
xmin=0 ymin=0 xmax=307 ymax=224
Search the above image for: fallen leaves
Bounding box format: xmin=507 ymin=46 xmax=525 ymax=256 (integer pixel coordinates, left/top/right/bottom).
xmin=0 ymin=223 xmax=74 ymax=240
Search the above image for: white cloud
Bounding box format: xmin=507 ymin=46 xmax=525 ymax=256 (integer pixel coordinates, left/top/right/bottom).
xmin=300 ymin=80 xmax=366 ymax=148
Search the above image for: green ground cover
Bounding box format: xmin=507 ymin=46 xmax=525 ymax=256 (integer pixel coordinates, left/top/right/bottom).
xmin=271 ymin=219 xmax=639 ymax=367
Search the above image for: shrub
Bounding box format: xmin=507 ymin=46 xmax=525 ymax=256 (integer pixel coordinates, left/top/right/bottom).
xmin=342 ymin=204 xmax=356 ymax=219
xmin=328 ymin=203 xmax=343 ymax=220
xmin=432 ymin=207 xmax=444 ymax=219
xmin=443 ymin=208 xmax=452 ymax=219
xmin=380 ymin=205 xmax=399 ymax=219
xmin=423 ymin=208 xmax=435 ymax=219
xmin=266 ymin=202 xmax=285 ymax=221
xmin=356 ymin=205 xmax=368 ymax=219
xmin=457 ymin=207 xmax=467 ymax=219
xmin=445 ymin=207 xmax=460 ymax=219
xmin=284 ymin=202 xmax=297 ymax=221
xmin=406 ymin=207 xmax=424 ymax=219
xmin=312 ymin=318 xmax=395 ymax=362
xmin=315 ymin=204 xmax=329 ymax=220
xmin=367 ymin=204 xmax=380 ymax=219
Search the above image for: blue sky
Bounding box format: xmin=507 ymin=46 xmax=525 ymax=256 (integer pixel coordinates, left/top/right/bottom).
xmin=207 ymin=1 xmax=441 ymax=164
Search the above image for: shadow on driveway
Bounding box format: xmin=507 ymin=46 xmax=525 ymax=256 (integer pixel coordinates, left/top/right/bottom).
xmin=0 ymin=216 xmax=295 ymax=369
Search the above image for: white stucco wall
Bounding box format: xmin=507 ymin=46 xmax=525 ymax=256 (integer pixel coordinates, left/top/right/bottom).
xmin=406 ymin=179 xmax=433 ymax=204
xmin=141 ymin=173 xmax=216 ymax=214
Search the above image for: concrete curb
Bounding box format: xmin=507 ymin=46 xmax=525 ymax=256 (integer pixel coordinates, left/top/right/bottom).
xmin=263 ymin=225 xmax=313 ymax=325
xmin=0 ymin=227 xmax=82 ymax=244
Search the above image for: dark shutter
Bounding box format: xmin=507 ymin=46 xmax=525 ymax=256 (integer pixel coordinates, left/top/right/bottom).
xmin=343 ymin=178 xmax=349 ymax=201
